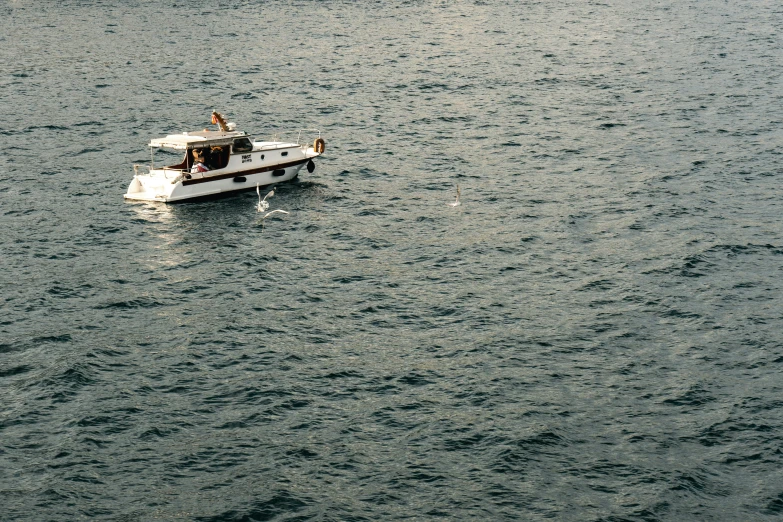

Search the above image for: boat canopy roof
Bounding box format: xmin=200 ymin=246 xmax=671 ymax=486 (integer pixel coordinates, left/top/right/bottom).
xmin=149 ymin=130 xmax=249 ymax=150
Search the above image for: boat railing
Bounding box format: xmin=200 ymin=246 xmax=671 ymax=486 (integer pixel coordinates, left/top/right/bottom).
xmin=296 ymin=129 xmax=322 ymax=146
xmin=162 ymin=168 xmax=187 ymax=181
xmin=135 ymin=164 xmax=193 ymax=182
xmin=133 ymin=164 xmax=152 ymax=176
xmin=258 ymin=129 xmax=321 ymax=146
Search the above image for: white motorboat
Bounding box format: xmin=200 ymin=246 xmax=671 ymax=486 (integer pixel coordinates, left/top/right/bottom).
xmin=124 ymin=111 xmax=325 ymax=202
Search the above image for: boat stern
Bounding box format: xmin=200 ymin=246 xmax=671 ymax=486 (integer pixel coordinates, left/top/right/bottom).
xmin=124 ymin=169 xmax=180 ymax=202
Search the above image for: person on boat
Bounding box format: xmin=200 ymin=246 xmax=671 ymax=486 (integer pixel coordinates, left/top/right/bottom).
xmin=208 ymin=146 xmax=224 ymax=170
xmin=191 ymin=149 xmax=210 ymax=173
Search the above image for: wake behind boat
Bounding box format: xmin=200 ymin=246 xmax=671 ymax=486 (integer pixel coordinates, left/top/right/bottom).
xmin=124 ymin=111 xmax=324 ymax=203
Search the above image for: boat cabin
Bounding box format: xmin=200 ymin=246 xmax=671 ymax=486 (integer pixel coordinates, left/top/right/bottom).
xmin=149 ymin=130 xmax=254 ymax=172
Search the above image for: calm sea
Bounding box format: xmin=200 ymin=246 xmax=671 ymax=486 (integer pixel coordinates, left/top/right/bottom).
xmin=2 ymin=0 xmax=782 ymax=520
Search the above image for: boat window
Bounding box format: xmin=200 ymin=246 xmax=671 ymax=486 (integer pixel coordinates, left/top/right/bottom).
xmin=232 ymin=138 xmax=253 ymax=153
xmin=281 ymin=151 xmax=288 ymax=157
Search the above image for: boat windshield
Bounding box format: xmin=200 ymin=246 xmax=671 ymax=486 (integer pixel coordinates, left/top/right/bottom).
xmin=232 ymin=137 xmax=253 ymax=153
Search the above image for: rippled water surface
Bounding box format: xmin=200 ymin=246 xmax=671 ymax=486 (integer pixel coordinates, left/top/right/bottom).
xmin=2 ymin=0 xmax=783 ymax=520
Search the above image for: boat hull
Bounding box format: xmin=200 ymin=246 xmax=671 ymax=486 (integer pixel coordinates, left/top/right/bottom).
xmin=125 ymin=143 xmax=319 ymax=203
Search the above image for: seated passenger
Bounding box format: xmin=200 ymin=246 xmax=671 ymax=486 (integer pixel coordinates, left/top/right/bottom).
xmin=209 ymin=146 xmax=224 ymax=170
xmin=191 ymin=150 xmax=209 ymax=173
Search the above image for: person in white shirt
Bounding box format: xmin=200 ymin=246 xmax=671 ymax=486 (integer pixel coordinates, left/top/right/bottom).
xmin=191 ymin=149 xmax=210 ymax=173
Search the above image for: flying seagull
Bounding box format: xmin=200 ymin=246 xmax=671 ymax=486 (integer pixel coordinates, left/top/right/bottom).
xmin=262 ymin=209 xmax=289 ymax=219
xmin=258 ymin=209 xmax=290 ymax=230
xmin=257 ymin=184 xmax=274 ymax=212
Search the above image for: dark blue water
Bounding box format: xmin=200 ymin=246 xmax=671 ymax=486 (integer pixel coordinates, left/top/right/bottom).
xmin=2 ymin=1 xmax=783 ymax=520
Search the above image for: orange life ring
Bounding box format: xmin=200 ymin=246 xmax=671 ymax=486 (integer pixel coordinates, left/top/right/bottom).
xmin=313 ymin=138 xmax=325 ymax=154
